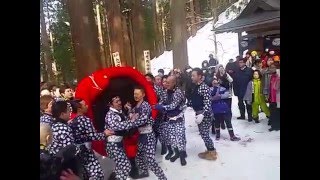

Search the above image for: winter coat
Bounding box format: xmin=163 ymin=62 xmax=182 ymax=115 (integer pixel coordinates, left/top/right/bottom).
xmin=216 ymin=68 xmax=233 ymax=91
xmin=233 ymin=66 xmax=253 ymax=98
xmin=225 ymin=61 xmax=239 ymax=78
xmin=269 ymin=74 xmax=279 ymax=104
xmin=209 ymin=58 xmax=219 ymax=67
xmin=275 ymin=77 xmax=280 ymax=108
xmin=243 ymin=79 xmax=264 ymax=105
xmin=210 ymin=86 xmax=231 ymax=114
xmin=261 ymin=68 xmax=272 ymax=95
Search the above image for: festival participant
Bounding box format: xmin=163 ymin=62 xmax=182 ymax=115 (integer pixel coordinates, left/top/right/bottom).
xmin=145 ymin=73 xmax=165 ymax=102
xmin=189 ymin=68 xmax=217 ymax=160
xmin=48 ymin=101 xmax=74 ymax=155
xmin=69 ymin=99 xmax=114 ymax=179
xmin=145 ymin=73 xmax=167 ymax=156
xmin=40 ymin=123 xmax=83 ymax=180
xmin=104 ymin=95 xmax=145 ymax=180
xmin=154 ymin=75 xmax=187 ymax=166
xmin=155 ymin=75 xmax=170 ymax=155
xmin=155 ymin=75 xmax=162 ymax=87
xmin=40 ymin=95 xmax=54 ymax=126
xmin=59 ymin=84 xmax=74 ymax=101
xmin=40 ymin=123 xmax=53 ymax=153
xmin=243 ymin=70 xmax=270 ymax=123
xmin=210 ymin=77 xmax=241 ymax=141
xmin=130 ymin=86 xmax=167 ymax=179
xmin=41 ymin=89 xmax=51 ymax=97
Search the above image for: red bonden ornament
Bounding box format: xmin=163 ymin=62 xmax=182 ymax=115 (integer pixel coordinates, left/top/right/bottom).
xmin=75 ymin=66 xmax=158 ymax=158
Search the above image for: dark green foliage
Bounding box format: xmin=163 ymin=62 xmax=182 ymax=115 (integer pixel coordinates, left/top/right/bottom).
xmin=50 ymin=1 xmax=75 ymax=84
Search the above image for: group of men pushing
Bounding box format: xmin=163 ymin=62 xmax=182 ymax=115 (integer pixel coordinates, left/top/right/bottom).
xmin=40 ymin=67 xmax=221 ymax=180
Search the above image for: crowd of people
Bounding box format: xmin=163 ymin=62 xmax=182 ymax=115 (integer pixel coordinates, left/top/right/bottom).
xmin=40 ymin=51 xmax=280 ymax=180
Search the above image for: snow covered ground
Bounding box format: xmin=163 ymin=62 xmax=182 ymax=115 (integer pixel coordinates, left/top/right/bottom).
xmin=150 ymin=0 xmax=248 ymax=75
xmin=99 ymin=96 xmax=280 ymax=180
xmin=147 ymin=96 xmax=280 ymax=180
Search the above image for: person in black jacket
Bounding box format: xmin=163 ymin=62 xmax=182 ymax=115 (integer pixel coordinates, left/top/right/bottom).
xmin=208 ymin=54 xmax=219 ymax=67
xmin=233 ymin=58 xmax=254 ymax=121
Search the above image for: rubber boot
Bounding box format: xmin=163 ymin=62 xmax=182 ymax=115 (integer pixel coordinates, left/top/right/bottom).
xmin=129 ymin=158 xmax=140 ymax=179
xmin=180 ymin=151 xmax=187 ymax=166
xmin=161 ymin=143 xmax=167 ymax=155
xmin=228 ymin=129 xmax=241 ymax=141
xmin=215 ymin=129 xmax=220 ymax=140
xmin=170 ymin=148 xmax=180 ymax=162
xmin=165 ymin=145 xmax=173 ymax=160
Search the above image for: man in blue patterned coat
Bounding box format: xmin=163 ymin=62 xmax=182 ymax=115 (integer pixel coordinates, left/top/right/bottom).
xmin=189 ymin=68 xmax=217 ymax=161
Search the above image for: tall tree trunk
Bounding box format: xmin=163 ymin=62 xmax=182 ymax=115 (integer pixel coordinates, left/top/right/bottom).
xmin=127 ymin=15 xmax=137 ymax=68
xmin=40 ymin=0 xmax=55 ymax=83
xmin=95 ymin=3 xmax=106 ymax=68
xmin=189 ymin=0 xmax=197 ymax=36
xmin=104 ymin=0 xmax=126 ymax=67
xmin=131 ymin=0 xmax=146 ymax=73
xmin=119 ymin=0 xmax=134 ymax=67
xmin=100 ymin=0 xmax=112 ymax=67
xmin=40 ymin=51 xmax=48 ymax=82
xmin=66 ymin=0 xmax=102 ymax=81
xmin=161 ymin=5 xmax=167 ymax=51
xmin=152 ymin=0 xmax=159 ymax=57
xmin=171 ymin=0 xmax=188 ymax=70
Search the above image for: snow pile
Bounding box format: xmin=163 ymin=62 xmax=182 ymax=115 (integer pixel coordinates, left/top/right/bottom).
xmin=151 ymin=0 xmax=249 ymax=75
xmin=147 ymin=96 xmax=280 ymax=180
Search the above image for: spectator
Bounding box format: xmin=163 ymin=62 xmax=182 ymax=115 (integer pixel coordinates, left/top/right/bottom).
xmin=233 ymin=58 xmax=254 ymax=121
xmin=208 ymin=54 xmax=219 ymax=67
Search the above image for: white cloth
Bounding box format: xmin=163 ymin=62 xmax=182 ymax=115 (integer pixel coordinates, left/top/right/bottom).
xmin=195 ymin=114 xmax=204 ymax=124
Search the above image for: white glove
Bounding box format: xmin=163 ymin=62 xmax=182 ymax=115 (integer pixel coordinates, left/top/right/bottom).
xmin=195 ymin=114 xmax=204 ymax=124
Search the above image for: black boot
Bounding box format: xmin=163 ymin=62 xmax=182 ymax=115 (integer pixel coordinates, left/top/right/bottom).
xmin=129 ymin=158 xmax=140 ymax=179
xmin=180 ymin=151 xmax=187 ymax=166
xmin=253 ymin=117 xmax=259 ymax=123
xmin=215 ymin=129 xmax=221 ymax=140
xmin=170 ymin=148 xmax=180 ymax=162
xmin=136 ymin=171 xmax=149 ymax=179
xmin=161 ymin=143 xmax=167 ymax=155
xmin=211 ymin=125 xmax=216 ymax=134
xmin=228 ymin=129 xmax=241 ymax=141
xmin=237 ymin=116 xmax=245 ymax=120
xmin=108 ymin=172 xmax=116 ymax=180
xmin=165 ymin=145 xmax=174 ymax=160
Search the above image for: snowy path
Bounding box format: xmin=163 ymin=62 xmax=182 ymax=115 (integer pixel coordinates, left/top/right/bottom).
xmin=98 ymin=96 xmax=280 ymax=180
xmin=147 ymin=96 xmax=280 ymax=180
